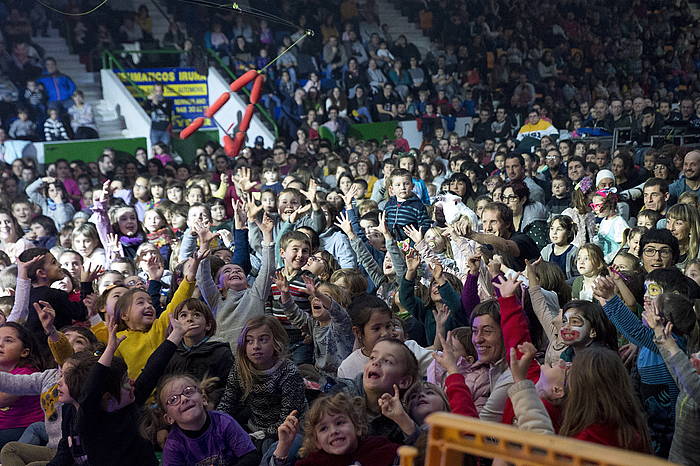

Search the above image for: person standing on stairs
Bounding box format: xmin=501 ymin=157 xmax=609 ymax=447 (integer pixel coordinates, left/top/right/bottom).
xmin=36 ymin=57 xmax=76 ymax=114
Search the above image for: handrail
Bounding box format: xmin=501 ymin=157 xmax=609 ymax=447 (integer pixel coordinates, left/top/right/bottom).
xmin=205 ymin=48 xmax=279 ymax=137
xmin=101 ymin=50 xmax=150 ymax=101
xmin=101 ymin=48 xmax=279 ymax=137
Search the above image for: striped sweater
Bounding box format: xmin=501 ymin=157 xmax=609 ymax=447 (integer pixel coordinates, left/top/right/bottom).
xmin=603 ymin=295 xmax=678 ymax=457
xmin=43 ymin=118 xmax=69 ymax=141
xmin=384 ymin=194 xmax=432 ymax=241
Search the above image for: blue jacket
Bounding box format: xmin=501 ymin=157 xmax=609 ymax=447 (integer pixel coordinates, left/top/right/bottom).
xmin=37 ymin=73 xmax=76 ymax=102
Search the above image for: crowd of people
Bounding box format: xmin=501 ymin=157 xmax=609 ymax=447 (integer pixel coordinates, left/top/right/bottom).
xmin=0 ymin=0 xmax=700 ymax=466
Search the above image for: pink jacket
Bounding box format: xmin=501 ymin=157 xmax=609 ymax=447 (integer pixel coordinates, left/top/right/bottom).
xmin=427 ymin=356 xmax=491 ymax=413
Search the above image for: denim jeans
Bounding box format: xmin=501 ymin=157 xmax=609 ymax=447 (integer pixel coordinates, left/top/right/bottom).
xmin=18 ymin=421 xmax=48 ymax=446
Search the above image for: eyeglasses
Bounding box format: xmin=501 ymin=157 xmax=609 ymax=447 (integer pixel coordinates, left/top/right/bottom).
xmin=588 ymin=202 xmax=602 ymax=209
xmin=502 ymin=195 xmax=520 ymax=202
xmin=642 ymin=247 xmax=673 ymax=258
xmin=165 ymin=386 xmax=199 ymax=406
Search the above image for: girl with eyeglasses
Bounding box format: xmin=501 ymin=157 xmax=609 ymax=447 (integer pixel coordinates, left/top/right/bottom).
xmin=155 ymin=374 xmax=259 ymax=466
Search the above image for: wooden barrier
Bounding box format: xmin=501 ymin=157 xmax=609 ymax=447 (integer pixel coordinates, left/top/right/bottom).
xmin=397 ymin=413 xmax=674 ymax=466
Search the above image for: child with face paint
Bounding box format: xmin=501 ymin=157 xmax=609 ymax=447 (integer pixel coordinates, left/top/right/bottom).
xmin=644 ymin=292 xmax=700 ymax=464
xmin=273 ymin=393 xmax=400 ymax=466
xmin=590 ymin=188 xmax=628 ymax=262
xmin=594 ymin=267 xmax=698 ymax=457
xmin=508 ymin=342 xmax=651 ymax=452
xmin=195 ymin=211 xmax=276 ymax=345
xmin=571 ymin=244 xmax=606 ymax=301
xmin=540 ymin=215 xmax=579 ymax=280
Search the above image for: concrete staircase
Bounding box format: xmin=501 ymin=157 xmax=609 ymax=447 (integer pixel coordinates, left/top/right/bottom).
xmin=376 ymin=0 xmax=431 ymax=56
xmin=33 ymin=27 xmax=126 ymax=139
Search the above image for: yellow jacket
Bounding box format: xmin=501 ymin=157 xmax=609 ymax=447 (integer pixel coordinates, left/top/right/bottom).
xmin=92 ymin=279 xmax=195 ymax=380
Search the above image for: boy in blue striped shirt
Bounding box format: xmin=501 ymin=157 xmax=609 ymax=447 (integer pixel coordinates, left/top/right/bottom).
xmin=384 ymin=168 xmax=432 ymax=240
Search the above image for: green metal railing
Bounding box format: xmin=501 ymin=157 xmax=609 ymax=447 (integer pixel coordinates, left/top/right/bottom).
xmin=101 ymin=48 xmax=279 ymax=137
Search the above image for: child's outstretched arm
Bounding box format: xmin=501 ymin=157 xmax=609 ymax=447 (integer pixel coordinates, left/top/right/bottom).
xmin=399 ymin=249 xmax=427 ymax=323
xmin=379 ymin=212 xmax=407 ymax=282
xmin=35 ymin=300 xmax=73 ymax=365
xmin=153 ymin=249 xmax=207 ymax=332
xmin=7 ymin=253 xmax=43 ymax=323
xmin=432 ymin=262 xmax=466 ymax=328
xmin=378 ymin=384 xmax=417 ymax=436
xmin=525 ymin=259 xmax=559 ymax=344
xmin=248 ymin=213 xmax=276 ymax=302
xmin=507 ymin=342 xmax=555 ymax=435
xmin=133 ymin=315 xmax=198 ymax=405
xmin=336 ymin=212 xmax=386 ymax=287
xmin=433 ymin=331 xmax=478 ymax=418
xmin=271 ymin=410 xmax=300 ymax=466
xmin=232 ymin=199 xmax=252 ymax=275
xmin=277 ymin=272 xmax=312 ymax=333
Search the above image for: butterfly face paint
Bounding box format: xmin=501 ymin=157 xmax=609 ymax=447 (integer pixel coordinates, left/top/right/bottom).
xmin=644 ymin=280 xmax=663 ymax=307
xmin=560 ymin=308 xmax=593 ymax=346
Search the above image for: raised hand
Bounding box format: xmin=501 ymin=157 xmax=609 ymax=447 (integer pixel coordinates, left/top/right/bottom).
xmin=106 ymin=233 xmax=123 ymax=260
xmin=83 ymin=293 xmax=98 ymax=317
xmin=144 ymin=255 xmax=164 ymax=282
xmin=289 ymin=203 xmax=311 ymax=223
xmin=218 ymin=229 xmax=233 ymax=248
xmin=334 ymin=211 xmax=354 ymax=238
xmin=429 ymin=261 xmax=445 ymax=284
xmin=592 ymin=275 xmax=616 ymax=303
xmin=403 ymin=224 xmax=423 ymax=244
xmin=273 ymin=271 xmax=290 ymax=294
xmin=493 ymin=274 xmax=522 ymax=298
xmin=342 ymin=184 xmax=359 ymax=207
xmin=467 ymin=254 xmax=482 ymax=276
xmin=17 ymin=254 xmax=45 ymax=280
xmin=105 ymin=313 xmax=127 ymax=351
xmin=299 ymin=178 xmax=318 ymax=203
xmin=234 ymin=167 xmax=257 ymax=192
xmin=302 ymin=275 xmax=317 ymax=297
xmin=81 ymin=262 xmax=104 ymax=283
xmin=432 ymin=330 xmax=460 ymax=374
xmin=256 ymin=213 xmax=275 ymax=237
xmin=524 ymin=258 xmax=541 ymax=287
xmin=376 ymin=211 xmax=390 ymax=237
xmin=509 ymin=341 xmax=536 ymax=383
xmin=275 ymin=410 xmax=300 ymax=457
xmin=405 ymin=248 xmax=421 ymax=272
xmin=94 ymin=180 xmax=112 ymax=204
xmin=378 ymin=384 xmax=408 ymax=422
xmin=34 ymin=301 xmax=56 ymax=335
xmin=193 ymin=220 xmax=220 ymax=246
xmin=183 ymin=249 xmax=209 ymax=282
xmin=487 ymin=256 xmax=503 ymax=279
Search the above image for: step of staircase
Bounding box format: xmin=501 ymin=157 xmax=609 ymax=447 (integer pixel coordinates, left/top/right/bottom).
xmin=375 ymin=0 xmax=431 ymax=56
xmin=33 ymin=28 xmax=126 ymax=140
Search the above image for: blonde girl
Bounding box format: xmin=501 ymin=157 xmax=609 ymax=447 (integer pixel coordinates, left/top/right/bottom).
xmin=90 ymin=251 xmax=204 ymax=380
xmin=572 ymin=244 xmax=606 ymax=301
xmin=71 ymin=222 xmax=106 ymax=268
xmin=666 ymin=203 xmax=700 ymax=268
xmin=218 ymin=316 xmax=306 ymax=452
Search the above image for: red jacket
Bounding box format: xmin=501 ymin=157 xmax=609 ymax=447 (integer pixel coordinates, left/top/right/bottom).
xmin=498 ymin=295 xmax=562 ymax=429
xmin=296 ymin=436 xmax=399 ymax=466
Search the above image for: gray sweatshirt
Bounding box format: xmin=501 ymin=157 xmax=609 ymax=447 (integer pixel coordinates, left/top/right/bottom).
xmin=26 ymin=178 xmax=76 ymax=230
xmin=196 ymin=243 xmax=275 ymax=344
xmin=281 ymin=298 xmax=353 ymax=377
xmin=0 ymin=368 xmax=61 ymax=448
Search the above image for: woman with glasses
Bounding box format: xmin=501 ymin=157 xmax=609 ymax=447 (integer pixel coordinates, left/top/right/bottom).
xmin=501 ymin=181 xmax=549 ymax=249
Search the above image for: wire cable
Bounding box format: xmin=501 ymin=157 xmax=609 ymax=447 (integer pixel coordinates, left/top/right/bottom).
xmin=35 ymin=0 xmax=109 ymax=16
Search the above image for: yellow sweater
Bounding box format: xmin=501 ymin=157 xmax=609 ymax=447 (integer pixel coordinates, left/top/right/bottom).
xmin=92 ymin=279 xmax=195 ymax=380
